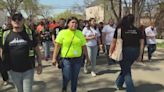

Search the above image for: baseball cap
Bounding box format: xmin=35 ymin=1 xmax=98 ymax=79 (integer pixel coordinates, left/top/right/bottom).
xmin=12 ymin=12 xmax=23 ymax=21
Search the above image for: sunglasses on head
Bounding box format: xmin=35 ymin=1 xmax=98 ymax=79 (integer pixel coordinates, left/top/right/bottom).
xmin=12 ymin=17 xmax=23 ymax=21
xmin=12 ymin=13 xmax=23 ymax=21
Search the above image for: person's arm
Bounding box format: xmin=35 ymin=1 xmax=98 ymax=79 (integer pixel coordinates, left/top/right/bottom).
xmin=85 ymin=35 xmax=95 ymax=40
xmin=136 ymin=39 xmax=144 ymax=62
xmin=109 ymin=38 xmax=117 ymax=56
xmin=34 ymin=45 xmax=42 ymax=74
xmin=35 ymin=45 xmax=42 ymax=65
xmin=102 ymin=32 xmax=106 ymax=45
xmin=109 ymin=28 xmax=118 ymax=56
xmin=145 ymin=28 xmax=155 ymax=39
xmin=52 ymin=42 xmax=61 ymax=66
xmin=82 ymin=27 xmax=95 ymax=40
xmin=52 ymin=34 xmax=55 ymax=44
xmin=82 ymin=45 xmax=90 ymax=64
xmin=96 ymin=28 xmax=101 ymax=45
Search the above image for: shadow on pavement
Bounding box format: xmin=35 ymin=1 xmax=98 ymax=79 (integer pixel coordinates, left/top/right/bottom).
xmin=33 ymin=81 xmax=46 ymax=92
xmin=42 ymin=64 xmax=52 ymax=69
xmin=97 ymin=69 xmax=120 ymax=75
xmin=0 ymin=86 xmax=15 ymax=92
xmin=96 ymin=55 xmax=108 ymax=65
xmin=87 ymin=88 xmax=117 ymax=92
xmin=136 ymin=82 xmax=164 ymax=92
xmin=132 ymin=63 xmax=160 ymax=71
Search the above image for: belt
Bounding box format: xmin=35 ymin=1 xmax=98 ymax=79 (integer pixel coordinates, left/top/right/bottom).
xmin=64 ymin=57 xmax=81 ymax=60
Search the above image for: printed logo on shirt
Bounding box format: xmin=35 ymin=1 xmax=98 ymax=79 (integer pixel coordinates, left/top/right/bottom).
xmin=125 ymin=30 xmax=137 ymax=34
xmin=9 ymin=38 xmax=28 ymax=46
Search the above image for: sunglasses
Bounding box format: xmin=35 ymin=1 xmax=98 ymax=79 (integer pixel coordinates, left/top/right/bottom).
xmin=12 ymin=17 xmax=23 ymax=21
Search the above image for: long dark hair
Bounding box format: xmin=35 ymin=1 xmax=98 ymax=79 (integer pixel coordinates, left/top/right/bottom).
xmin=125 ymin=14 xmax=134 ymax=28
xmin=88 ymin=18 xmax=97 ymax=30
xmin=119 ymin=14 xmax=134 ymax=30
xmin=65 ymin=17 xmax=79 ymax=29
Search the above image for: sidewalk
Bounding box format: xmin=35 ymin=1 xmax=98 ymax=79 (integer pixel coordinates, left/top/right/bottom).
xmin=0 ymin=48 xmax=164 ymax=92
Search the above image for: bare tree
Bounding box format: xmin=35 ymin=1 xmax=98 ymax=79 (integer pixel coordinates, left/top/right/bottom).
xmin=155 ymin=1 xmax=164 ymax=38
xmin=38 ymin=5 xmax=53 ymax=18
xmin=123 ymin=0 xmax=131 ymax=15
xmin=71 ymin=3 xmax=85 ymax=14
xmin=84 ymin=0 xmax=95 ymax=7
xmin=110 ymin=0 xmax=122 ymax=22
xmin=0 ymin=0 xmax=24 ymax=16
xmin=23 ymin=0 xmax=39 ymax=17
xmin=132 ymin=0 xmax=146 ymax=27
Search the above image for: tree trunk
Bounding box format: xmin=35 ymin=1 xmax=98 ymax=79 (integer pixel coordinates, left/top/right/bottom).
xmin=119 ymin=0 xmax=122 ymax=19
xmin=110 ymin=0 xmax=119 ymax=22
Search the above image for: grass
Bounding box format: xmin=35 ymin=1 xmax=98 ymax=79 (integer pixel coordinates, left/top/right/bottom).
xmin=157 ymin=42 xmax=164 ymax=48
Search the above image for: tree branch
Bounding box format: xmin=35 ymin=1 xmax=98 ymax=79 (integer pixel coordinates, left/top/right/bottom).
xmin=110 ymin=0 xmax=119 ymax=22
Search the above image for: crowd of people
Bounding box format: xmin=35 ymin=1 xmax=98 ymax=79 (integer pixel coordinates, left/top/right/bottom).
xmin=0 ymin=12 xmax=157 ymax=92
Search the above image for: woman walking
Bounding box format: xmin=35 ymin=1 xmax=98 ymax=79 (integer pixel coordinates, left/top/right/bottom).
xmin=109 ymin=14 xmax=144 ymax=92
xmin=52 ymin=17 xmax=90 ymax=92
xmin=82 ymin=18 xmax=101 ymax=77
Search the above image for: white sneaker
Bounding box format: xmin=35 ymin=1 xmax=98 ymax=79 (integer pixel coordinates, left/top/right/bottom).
xmin=91 ymin=71 xmax=96 ymax=77
xmin=84 ymin=68 xmax=88 ymax=74
xmin=3 ymin=81 xmax=9 ymax=86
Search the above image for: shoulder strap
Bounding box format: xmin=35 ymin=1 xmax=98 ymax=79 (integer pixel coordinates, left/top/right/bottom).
xmin=64 ymin=32 xmax=76 ymax=57
xmin=24 ymin=25 xmax=33 ymax=41
xmin=2 ymin=30 xmax=11 ymax=45
xmin=0 ymin=28 xmax=3 ymax=37
xmin=117 ymin=28 xmax=121 ymax=39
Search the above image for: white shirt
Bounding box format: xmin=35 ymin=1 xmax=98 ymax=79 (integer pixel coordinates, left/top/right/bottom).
xmin=82 ymin=27 xmax=100 ymax=46
xmin=102 ymin=25 xmax=115 ymax=45
xmin=145 ymin=26 xmax=157 ymax=44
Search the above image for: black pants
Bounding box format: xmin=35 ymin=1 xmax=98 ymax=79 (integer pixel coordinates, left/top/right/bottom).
xmin=0 ymin=61 xmax=9 ymax=81
xmin=1 ymin=71 xmax=9 ymax=81
xmin=106 ymin=45 xmax=116 ymax=64
xmin=147 ymin=44 xmax=156 ymax=60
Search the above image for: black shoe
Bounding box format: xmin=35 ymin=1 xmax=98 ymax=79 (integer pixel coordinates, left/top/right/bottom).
xmin=62 ymin=90 xmax=66 ymax=92
xmin=62 ymin=88 xmax=67 ymax=92
xmin=116 ymin=86 xmax=126 ymax=90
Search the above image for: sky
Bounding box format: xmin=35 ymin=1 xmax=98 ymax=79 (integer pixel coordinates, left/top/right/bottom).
xmin=39 ymin=0 xmax=85 ymax=16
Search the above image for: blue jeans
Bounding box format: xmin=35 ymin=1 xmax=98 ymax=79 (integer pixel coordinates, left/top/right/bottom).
xmin=9 ymin=69 xmax=34 ymax=92
xmin=116 ymin=47 xmax=139 ymax=92
xmin=147 ymin=44 xmax=156 ymax=60
xmin=43 ymin=41 xmax=51 ymax=58
xmin=62 ymin=58 xmax=82 ymax=92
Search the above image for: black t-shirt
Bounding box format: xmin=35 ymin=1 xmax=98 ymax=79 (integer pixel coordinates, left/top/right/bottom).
xmin=40 ymin=29 xmax=51 ymax=41
xmin=3 ymin=29 xmax=38 ymax=72
xmin=52 ymin=27 xmax=65 ymax=38
xmin=114 ymin=26 xmax=143 ymax=47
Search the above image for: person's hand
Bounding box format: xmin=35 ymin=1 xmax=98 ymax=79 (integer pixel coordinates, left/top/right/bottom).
xmin=86 ymin=57 xmax=91 ymax=65
xmin=52 ymin=59 xmax=58 ymax=67
xmin=136 ymin=55 xmax=143 ymax=62
xmin=36 ymin=64 xmax=42 ymax=75
xmin=109 ymin=53 xmax=112 ymax=58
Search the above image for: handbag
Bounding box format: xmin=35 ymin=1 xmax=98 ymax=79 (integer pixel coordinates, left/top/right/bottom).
xmin=57 ymin=32 xmax=76 ymax=69
xmin=111 ymin=28 xmax=123 ymax=62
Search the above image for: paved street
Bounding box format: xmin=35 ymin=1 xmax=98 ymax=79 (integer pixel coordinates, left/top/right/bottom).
xmin=0 ymin=48 xmax=164 ymax=92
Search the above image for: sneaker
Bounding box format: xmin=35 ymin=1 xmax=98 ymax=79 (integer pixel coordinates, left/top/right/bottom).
xmin=116 ymin=86 xmax=126 ymax=90
xmin=62 ymin=90 xmax=66 ymax=92
xmin=62 ymin=88 xmax=67 ymax=92
xmin=91 ymin=71 xmax=96 ymax=77
xmin=3 ymin=81 xmax=9 ymax=86
xmin=84 ymin=68 xmax=88 ymax=74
